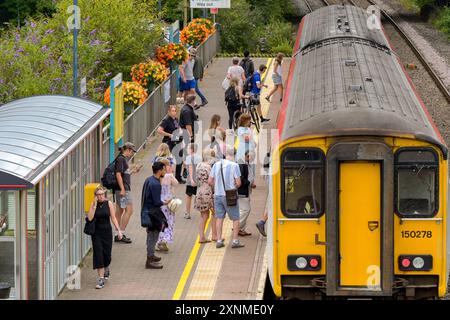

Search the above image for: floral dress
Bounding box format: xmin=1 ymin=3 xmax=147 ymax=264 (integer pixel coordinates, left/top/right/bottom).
xmin=194 ymin=161 xmax=214 ymax=212
xmin=157 ymin=173 xmax=177 ymax=244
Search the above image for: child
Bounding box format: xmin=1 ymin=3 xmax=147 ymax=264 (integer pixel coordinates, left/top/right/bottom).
xmin=156 ymin=158 xmax=179 ymax=252
xmin=184 ymin=143 xmax=202 ymax=219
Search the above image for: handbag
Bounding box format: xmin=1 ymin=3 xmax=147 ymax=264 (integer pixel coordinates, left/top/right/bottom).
xmin=83 ymin=216 xmax=95 ymax=236
xmin=149 ymin=207 xmax=168 ymax=232
xmin=221 ymin=77 xmax=230 ymax=91
xmin=220 ymin=161 xmax=238 ymax=207
xmin=141 ymin=206 xmax=152 ymax=228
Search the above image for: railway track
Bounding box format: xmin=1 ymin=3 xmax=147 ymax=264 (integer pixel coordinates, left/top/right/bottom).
xmin=301 ymin=0 xmax=450 ymax=104
xmin=349 ymin=0 xmax=450 ymax=103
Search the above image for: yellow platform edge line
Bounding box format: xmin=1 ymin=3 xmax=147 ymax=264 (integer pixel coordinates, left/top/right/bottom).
xmin=172 ymin=218 xmax=211 ymax=300
xmin=173 ymin=58 xmax=272 ymax=301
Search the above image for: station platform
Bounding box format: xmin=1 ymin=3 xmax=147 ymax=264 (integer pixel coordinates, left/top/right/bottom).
xmin=58 ymin=57 xmax=289 ymax=300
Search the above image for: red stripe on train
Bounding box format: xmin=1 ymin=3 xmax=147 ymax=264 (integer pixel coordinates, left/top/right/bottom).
xmin=276 ymin=17 xmax=305 ymax=141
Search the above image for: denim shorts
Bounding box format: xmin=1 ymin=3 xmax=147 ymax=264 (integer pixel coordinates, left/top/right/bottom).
xmin=214 ymin=195 xmax=240 ymax=221
xmin=115 ymin=191 xmax=132 ymax=209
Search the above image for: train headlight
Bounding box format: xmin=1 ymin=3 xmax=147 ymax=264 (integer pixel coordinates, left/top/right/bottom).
xmin=412 ymin=257 xmax=425 ymax=269
xmin=309 ymin=258 xmax=319 ymax=268
xmin=398 ymin=255 xmax=432 ymax=271
xmin=295 ymin=257 xmax=308 ymax=269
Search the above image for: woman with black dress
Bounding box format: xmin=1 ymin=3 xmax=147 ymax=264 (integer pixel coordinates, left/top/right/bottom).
xmin=87 ymin=186 xmax=122 ymax=289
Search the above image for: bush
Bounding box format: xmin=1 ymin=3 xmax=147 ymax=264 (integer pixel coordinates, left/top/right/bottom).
xmin=0 ymin=0 xmax=163 ymax=105
xmin=260 ymin=19 xmax=295 ymax=54
xmin=434 ymin=6 xmax=450 ymax=36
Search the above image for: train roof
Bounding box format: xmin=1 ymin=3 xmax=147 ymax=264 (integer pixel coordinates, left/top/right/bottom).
xmin=281 ymin=5 xmax=447 ymax=155
xmin=299 ymin=5 xmax=389 ymax=51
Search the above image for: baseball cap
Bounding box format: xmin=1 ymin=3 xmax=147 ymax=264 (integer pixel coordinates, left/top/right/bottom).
xmin=120 ymin=142 xmax=137 ymax=152
xmin=189 ymin=47 xmax=197 ymax=56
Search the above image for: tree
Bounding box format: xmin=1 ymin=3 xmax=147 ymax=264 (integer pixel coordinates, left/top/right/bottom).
xmin=0 ymin=0 xmax=56 ymax=28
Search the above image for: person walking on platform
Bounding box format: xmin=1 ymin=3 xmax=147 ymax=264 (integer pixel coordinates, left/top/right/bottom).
xmin=179 ymin=48 xmax=197 ymax=102
xmin=238 ymin=150 xmax=255 ymax=237
xmin=265 ymin=53 xmax=284 ymax=102
xmin=141 ymin=161 xmax=170 ymax=269
xmin=227 ymin=57 xmax=246 ymax=87
xmin=250 ymin=64 xmax=270 ymax=123
xmin=195 ymin=148 xmax=218 ymax=243
xmin=184 ymin=143 xmax=202 ymax=219
xmin=155 ymin=158 xmax=179 ymax=252
xmin=208 ymin=114 xmax=226 ymax=158
xmin=114 ymin=142 xmax=136 ymax=244
xmin=239 ymin=50 xmax=255 ymax=79
xmin=86 ymin=186 xmax=122 ymax=289
xmin=192 ymin=48 xmax=208 ymax=107
xmin=208 ymin=148 xmax=245 ymax=249
xmin=225 ymin=77 xmax=245 ymax=129
xmin=151 ymin=143 xmax=176 ymax=173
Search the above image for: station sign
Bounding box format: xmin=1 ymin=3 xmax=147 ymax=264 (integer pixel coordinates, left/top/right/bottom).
xmin=190 ymin=0 xmax=230 ymax=8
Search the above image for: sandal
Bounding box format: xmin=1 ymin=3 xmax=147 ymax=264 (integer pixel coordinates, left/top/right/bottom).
xmin=238 ymin=230 xmax=252 ymax=236
xmin=199 ymin=239 xmax=211 ymax=244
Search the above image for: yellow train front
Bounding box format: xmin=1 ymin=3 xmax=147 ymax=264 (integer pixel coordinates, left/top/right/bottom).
xmin=266 ymin=5 xmax=449 ymax=299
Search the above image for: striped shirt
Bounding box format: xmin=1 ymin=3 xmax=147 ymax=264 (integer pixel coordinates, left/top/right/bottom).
xmin=210 ymin=159 xmax=241 ymax=196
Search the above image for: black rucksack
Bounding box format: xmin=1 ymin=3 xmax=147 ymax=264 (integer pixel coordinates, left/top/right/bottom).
xmin=225 ymin=86 xmax=238 ymax=104
xmin=101 ymin=156 xmax=120 ymax=190
xmin=243 ymin=73 xmax=254 ymax=93
xmin=240 ymin=58 xmax=254 ymax=78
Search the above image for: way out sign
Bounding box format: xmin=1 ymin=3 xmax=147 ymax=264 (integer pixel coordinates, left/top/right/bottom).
xmin=190 ymin=0 xmax=230 ymax=8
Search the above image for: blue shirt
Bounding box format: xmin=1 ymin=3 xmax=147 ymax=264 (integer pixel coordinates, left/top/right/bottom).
xmin=210 ymin=159 xmax=241 ymax=196
xmin=250 ymin=72 xmax=262 ymax=95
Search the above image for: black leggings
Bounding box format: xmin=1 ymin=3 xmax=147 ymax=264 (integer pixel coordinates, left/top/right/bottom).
xmin=227 ymin=103 xmax=241 ymax=129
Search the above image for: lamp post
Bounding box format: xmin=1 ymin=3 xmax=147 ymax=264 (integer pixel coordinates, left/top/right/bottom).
xmin=73 ymin=0 xmax=79 ymax=97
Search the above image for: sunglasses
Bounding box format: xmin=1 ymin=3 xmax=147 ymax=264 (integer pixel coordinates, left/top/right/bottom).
xmin=95 ymin=192 xmax=106 ymax=196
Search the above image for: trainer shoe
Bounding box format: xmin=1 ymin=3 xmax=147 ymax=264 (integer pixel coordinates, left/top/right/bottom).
xmin=184 ymin=213 xmax=191 ymax=219
xmin=104 ymin=268 xmax=110 ymax=280
xmin=260 ymin=117 xmax=271 ymax=123
xmin=256 ymin=220 xmax=266 ymax=237
xmin=216 ymin=240 xmax=225 ymax=249
xmin=95 ymin=277 xmax=105 ymax=289
xmin=231 ymin=240 xmax=245 ymax=248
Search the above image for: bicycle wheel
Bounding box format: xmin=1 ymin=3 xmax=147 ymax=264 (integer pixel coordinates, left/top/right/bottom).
xmin=250 ymin=106 xmax=260 ymax=133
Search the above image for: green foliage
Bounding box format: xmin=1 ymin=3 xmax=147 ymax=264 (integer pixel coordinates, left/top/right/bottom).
xmin=216 ymin=0 xmax=261 ymax=53
xmin=161 ymin=0 xmax=184 ymax=23
xmin=0 ymin=0 xmax=163 ymax=104
xmin=434 ymin=6 xmax=450 ymax=36
xmin=0 ymin=0 xmax=56 ymax=28
xmin=217 ymin=0 xmax=295 ymax=54
xmin=412 ymin=0 xmax=435 ymax=8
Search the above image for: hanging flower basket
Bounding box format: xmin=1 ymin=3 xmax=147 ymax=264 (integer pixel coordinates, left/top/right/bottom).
xmin=180 ymin=18 xmax=215 ymax=47
xmin=155 ymin=43 xmax=188 ymax=68
xmin=103 ymin=81 xmax=148 ymax=109
xmin=131 ymin=59 xmax=169 ymax=92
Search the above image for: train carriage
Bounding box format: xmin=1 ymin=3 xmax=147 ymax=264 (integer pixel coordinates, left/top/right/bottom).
xmin=266 ymin=4 xmax=449 ymax=299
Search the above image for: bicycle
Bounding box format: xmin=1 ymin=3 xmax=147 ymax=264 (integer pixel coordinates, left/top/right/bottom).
xmin=232 ymin=94 xmax=261 ymax=133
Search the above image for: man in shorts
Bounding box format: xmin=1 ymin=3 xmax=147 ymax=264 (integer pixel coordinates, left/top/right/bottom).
xmin=250 ymin=64 xmax=270 ymax=123
xmin=179 ymin=48 xmax=197 ymax=102
xmin=114 ymin=142 xmax=136 ymax=243
xmin=208 ymin=148 xmax=244 ymax=249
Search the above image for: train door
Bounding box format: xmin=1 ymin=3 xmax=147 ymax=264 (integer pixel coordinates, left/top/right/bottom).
xmin=326 ymin=142 xmax=394 ymax=297
xmin=339 ymin=162 xmax=381 ymax=287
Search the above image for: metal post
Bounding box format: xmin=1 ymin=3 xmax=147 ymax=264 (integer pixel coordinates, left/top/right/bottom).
xmin=73 ymin=0 xmax=79 ymax=97
xmin=158 ymin=0 xmax=161 ymax=11
xmin=190 ymin=7 xmax=194 ymax=21
xmin=109 ymin=79 xmax=115 ymax=163
xmin=183 ymin=0 xmax=189 ymax=27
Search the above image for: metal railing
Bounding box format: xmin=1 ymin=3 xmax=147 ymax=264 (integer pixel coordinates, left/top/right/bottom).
xmin=101 ymin=30 xmax=220 ymax=170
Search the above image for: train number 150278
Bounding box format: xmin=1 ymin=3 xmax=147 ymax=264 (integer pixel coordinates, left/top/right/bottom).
xmin=401 ymin=230 xmax=432 ymax=239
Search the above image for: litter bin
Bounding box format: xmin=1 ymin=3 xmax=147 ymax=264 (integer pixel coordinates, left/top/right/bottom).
xmin=0 ymin=282 xmax=11 ymax=299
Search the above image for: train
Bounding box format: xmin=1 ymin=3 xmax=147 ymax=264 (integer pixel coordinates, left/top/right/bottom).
xmin=265 ymin=4 xmax=449 ymax=299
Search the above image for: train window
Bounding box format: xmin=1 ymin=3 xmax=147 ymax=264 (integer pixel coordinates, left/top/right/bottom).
xmin=281 ymin=149 xmax=324 ymax=217
xmin=395 ymin=148 xmax=439 ymax=216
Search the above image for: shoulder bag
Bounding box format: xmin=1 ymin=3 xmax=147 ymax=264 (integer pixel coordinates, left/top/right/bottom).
xmin=220 ymin=161 xmax=238 ymax=207
xmin=84 ymin=216 xmax=95 ymax=236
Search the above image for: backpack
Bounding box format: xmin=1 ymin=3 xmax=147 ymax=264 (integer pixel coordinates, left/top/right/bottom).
xmin=225 ymin=86 xmax=238 ymax=104
xmin=243 ymin=73 xmax=254 ymax=93
xmin=101 ymin=156 xmax=120 ymax=190
xmin=240 ymin=58 xmax=254 ymax=78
